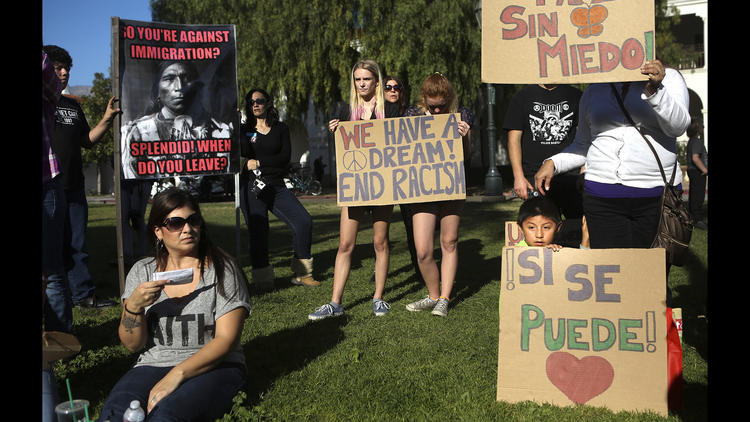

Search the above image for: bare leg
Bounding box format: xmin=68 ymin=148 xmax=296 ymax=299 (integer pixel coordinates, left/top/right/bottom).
xmin=330 ymin=206 xmax=365 ymax=304
xmin=412 ymin=206 xmax=440 ymax=300
xmin=371 ymin=205 xmax=394 ymax=300
xmin=437 ymin=213 xmax=460 ymax=299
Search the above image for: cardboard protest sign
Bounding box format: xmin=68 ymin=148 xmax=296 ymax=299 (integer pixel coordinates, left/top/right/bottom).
xmin=505 ymin=220 xmax=525 ymax=246
xmin=482 ymin=0 xmax=655 ymax=84
xmin=115 ymin=18 xmax=240 ymax=179
xmin=498 ymin=247 xmax=668 ymax=416
xmin=334 ymin=113 xmax=466 ymax=206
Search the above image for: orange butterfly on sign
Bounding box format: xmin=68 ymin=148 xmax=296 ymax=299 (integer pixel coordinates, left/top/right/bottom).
xmin=570 ymin=4 xmax=608 ymax=38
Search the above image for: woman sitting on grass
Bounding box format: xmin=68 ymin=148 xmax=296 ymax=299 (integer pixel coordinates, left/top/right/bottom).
xmin=96 ymin=187 xmax=251 ymax=422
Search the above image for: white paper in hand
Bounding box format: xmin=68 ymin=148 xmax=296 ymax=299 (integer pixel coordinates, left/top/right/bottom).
xmin=153 ymin=268 xmax=194 ymax=285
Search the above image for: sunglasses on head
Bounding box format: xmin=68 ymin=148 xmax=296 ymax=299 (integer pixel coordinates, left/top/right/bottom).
xmin=385 ymin=84 xmax=401 ymax=92
xmin=249 ymin=98 xmax=267 ymax=106
xmin=427 ymin=103 xmax=447 ymax=112
xmin=161 ymin=213 xmax=202 ymax=232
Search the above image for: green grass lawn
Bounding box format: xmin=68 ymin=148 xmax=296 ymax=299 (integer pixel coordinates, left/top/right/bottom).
xmin=55 ymin=197 xmax=707 ymax=421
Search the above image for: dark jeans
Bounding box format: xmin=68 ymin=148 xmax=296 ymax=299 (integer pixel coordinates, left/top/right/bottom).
xmin=96 ymin=363 xmax=246 ymax=422
xmin=64 ymin=187 xmax=95 ymax=302
xmin=120 ymin=180 xmax=152 ymax=262
xmin=43 ymin=177 xmax=72 ymax=333
xmin=239 ymin=183 xmax=313 ymax=268
xmin=687 ymin=169 xmax=706 ymax=221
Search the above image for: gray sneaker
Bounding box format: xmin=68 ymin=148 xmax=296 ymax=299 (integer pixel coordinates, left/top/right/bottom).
xmin=308 ymin=302 xmax=344 ymax=320
xmin=405 ymin=296 xmax=437 ymax=312
xmin=431 ymin=298 xmax=449 ymax=317
xmin=373 ymin=298 xmax=391 ymax=316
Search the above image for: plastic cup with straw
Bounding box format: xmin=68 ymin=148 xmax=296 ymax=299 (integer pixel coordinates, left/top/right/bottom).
xmin=59 ymin=377 xmax=90 ymax=422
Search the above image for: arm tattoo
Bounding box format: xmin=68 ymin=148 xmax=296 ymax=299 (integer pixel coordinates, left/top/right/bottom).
xmin=121 ymin=315 xmax=142 ymax=334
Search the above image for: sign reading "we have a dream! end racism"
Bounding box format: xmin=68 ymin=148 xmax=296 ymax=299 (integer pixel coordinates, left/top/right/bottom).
xmin=334 ymin=113 xmax=466 ymax=207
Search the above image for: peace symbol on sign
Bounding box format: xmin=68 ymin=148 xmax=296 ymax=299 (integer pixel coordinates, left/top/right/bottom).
xmin=342 ymin=150 xmax=368 ymax=172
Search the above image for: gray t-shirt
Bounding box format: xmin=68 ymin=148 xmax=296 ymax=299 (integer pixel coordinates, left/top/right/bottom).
xmin=123 ymin=258 xmax=251 ymax=368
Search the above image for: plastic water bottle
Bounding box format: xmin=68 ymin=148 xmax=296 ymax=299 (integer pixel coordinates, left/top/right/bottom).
xmin=123 ymin=400 xmax=145 ymax=422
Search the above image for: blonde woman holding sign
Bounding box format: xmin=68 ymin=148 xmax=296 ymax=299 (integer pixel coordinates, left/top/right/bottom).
xmin=403 ymin=73 xmax=473 ymax=317
xmin=308 ymin=59 xmax=394 ymax=320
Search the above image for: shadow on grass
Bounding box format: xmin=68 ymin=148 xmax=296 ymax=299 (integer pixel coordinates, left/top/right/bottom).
xmin=241 ymin=316 xmax=347 ymax=406
xmin=680 ymin=381 xmax=708 ymax=422
xmin=452 ymin=237 xmax=501 ymax=305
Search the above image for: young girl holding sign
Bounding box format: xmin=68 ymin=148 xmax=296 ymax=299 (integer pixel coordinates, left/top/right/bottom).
xmin=308 ymin=59 xmax=394 ymax=320
xmin=403 ymin=73 xmax=473 ymax=317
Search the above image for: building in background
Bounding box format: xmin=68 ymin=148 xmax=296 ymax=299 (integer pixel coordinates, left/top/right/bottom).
xmin=668 ymin=0 xmax=707 ymax=148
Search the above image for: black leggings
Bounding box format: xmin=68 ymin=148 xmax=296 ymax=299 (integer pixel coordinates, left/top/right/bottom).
xmin=582 ymin=193 xmax=660 ymax=249
xmin=583 ymin=192 xmax=673 ymax=305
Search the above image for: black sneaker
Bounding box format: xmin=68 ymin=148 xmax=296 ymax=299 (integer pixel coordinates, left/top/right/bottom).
xmin=75 ymin=294 xmax=117 ymax=309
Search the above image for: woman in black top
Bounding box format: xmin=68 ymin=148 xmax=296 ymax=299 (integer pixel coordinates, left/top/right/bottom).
xmin=239 ymin=88 xmax=318 ymax=290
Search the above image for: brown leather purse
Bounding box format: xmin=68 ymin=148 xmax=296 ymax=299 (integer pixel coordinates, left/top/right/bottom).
xmin=611 ymin=83 xmax=694 ymax=266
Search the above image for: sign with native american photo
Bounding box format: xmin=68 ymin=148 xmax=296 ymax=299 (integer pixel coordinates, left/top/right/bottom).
xmin=334 ymin=113 xmax=466 ymax=207
xmin=482 ymin=0 xmax=655 ymax=84
xmin=497 ymin=246 xmax=668 ymax=416
xmin=115 ymin=18 xmax=240 ymax=179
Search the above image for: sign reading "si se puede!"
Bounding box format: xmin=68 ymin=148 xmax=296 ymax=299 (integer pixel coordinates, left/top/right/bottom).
xmin=482 ymin=0 xmax=656 ymax=84
xmin=334 ymin=113 xmax=466 ymax=207
xmin=497 ymin=246 xmax=668 ymax=416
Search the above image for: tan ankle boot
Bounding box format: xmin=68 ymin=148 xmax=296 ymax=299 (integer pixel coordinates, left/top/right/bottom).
xmin=251 ymin=265 xmax=275 ymax=291
xmin=291 ymin=257 xmax=320 ymax=287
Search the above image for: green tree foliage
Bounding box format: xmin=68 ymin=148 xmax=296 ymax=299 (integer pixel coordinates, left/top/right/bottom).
xmin=654 ymin=0 xmax=702 ymax=69
xmin=150 ymin=0 xmax=481 ymax=120
xmin=149 ymin=0 xmax=693 ymax=124
xmin=80 ymin=72 xmax=115 ymax=164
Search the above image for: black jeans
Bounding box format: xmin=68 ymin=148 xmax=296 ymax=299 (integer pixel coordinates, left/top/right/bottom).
xmin=582 ymin=193 xmax=660 ymax=249
xmin=239 ymin=183 xmax=313 ymax=268
xmin=583 ymin=192 xmax=672 ymax=305
xmin=687 ymin=169 xmax=706 ymax=221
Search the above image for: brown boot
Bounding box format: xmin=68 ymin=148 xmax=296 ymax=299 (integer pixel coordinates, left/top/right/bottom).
xmin=291 ymin=257 xmax=320 ymax=287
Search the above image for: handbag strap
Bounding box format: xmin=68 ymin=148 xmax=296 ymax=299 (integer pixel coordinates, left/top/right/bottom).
xmin=609 ymin=83 xmax=677 ymax=186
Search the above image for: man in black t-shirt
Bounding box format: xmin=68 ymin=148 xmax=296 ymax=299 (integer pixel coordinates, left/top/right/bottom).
xmin=44 ymin=45 xmax=120 ymax=309
xmin=503 ymin=84 xmax=584 ymax=220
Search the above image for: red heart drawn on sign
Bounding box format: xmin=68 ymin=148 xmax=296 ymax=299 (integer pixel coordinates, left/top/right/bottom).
xmin=546 ymin=352 xmax=614 ymax=404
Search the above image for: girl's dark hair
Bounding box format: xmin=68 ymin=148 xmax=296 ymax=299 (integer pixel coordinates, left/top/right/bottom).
xmin=516 ymin=196 xmax=562 ymax=226
xmin=384 ymin=75 xmax=408 ymax=116
xmin=147 ymin=187 xmax=244 ymax=298
xmin=686 ymin=117 xmax=703 ymax=138
xmin=244 ymin=88 xmax=279 ymax=128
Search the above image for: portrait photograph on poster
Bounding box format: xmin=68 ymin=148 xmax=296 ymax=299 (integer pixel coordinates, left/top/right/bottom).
xmin=115 ymin=18 xmax=240 ymax=180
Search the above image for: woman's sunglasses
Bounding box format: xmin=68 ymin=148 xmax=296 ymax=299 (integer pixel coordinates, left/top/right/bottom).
xmin=427 ymin=103 xmax=447 ymax=113
xmin=161 ymin=213 xmax=202 ymax=232
xmin=248 ymin=98 xmax=267 ymax=106
xmin=385 ymin=84 xmax=401 ymax=92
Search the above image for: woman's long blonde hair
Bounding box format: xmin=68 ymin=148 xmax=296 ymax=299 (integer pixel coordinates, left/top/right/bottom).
xmin=416 ymin=72 xmax=458 ymax=114
xmin=348 ymin=59 xmax=385 ymax=120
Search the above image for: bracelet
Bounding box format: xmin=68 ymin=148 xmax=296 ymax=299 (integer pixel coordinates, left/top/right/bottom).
xmin=124 ymin=304 xmax=144 ymax=316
